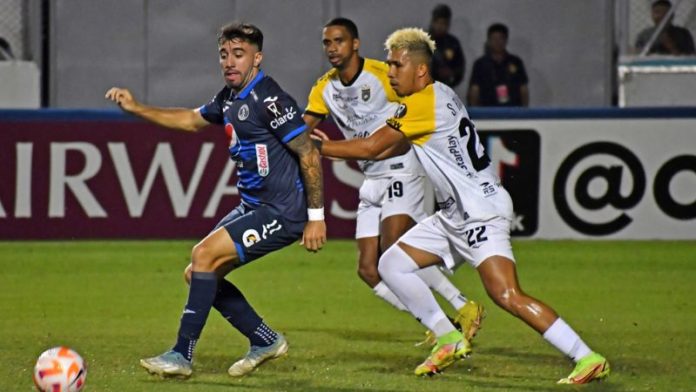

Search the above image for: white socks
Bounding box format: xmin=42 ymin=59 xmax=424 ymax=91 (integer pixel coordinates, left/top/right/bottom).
xmin=416 ymin=266 xmax=468 ymax=310
xmin=543 ymin=318 xmax=592 ymax=362
xmin=377 ymin=245 xmax=453 ymax=333
xmin=373 ymin=281 xmax=408 ymax=311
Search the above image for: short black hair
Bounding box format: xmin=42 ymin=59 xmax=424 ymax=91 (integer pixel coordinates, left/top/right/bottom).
xmin=652 ymin=0 xmax=672 ymax=8
xmin=487 ymin=23 xmax=509 ymax=39
xmin=218 ymin=22 xmax=264 ymax=50
xmin=432 ymin=4 xmax=452 ymax=21
xmin=324 ymin=17 xmax=359 ymax=39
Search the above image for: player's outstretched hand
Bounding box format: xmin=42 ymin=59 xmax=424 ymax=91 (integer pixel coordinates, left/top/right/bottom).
xmin=104 ymin=87 xmax=138 ymax=112
xmin=310 ymin=128 xmax=343 ymax=161
xmin=300 ymin=220 xmax=327 ymax=252
xmin=311 ymin=128 xmax=330 ymax=141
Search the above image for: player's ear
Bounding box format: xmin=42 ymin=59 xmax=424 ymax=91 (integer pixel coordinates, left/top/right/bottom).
xmin=417 ymin=62 xmax=429 ymax=78
xmin=353 ymin=37 xmax=360 ymax=51
xmin=253 ymin=51 xmax=263 ymax=68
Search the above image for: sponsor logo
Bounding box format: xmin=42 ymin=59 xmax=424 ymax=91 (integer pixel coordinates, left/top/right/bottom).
xmin=224 ymin=98 xmax=234 ymax=112
xmin=242 ymin=229 xmax=261 ymax=247
xmin=262 ymin=219 xmax=282 ymax=239
xmin=256 ymin=144 xmax=269 ymax=176
xmin=390 ymin=163 xmax=404 ymax=170
xmin=480 ymin=181 xmax=497 ymax=197
xmin=394 ymin=103 xmax=407 ymax=118
xmin=447 ymin=136 xmax=468 ymax=170
xmin=478 ymin=129 xmax=540 ymax=236
xmin=361 ymin=85 xmax=371 ymax=101
xmin=264 ymin=96 xmax=284 ymax=119
xmin=553 ymin=141 xmax=695 ymax=235
xmin=554 ymin=142 xmax=644 ymax=235
xmin=238 ymin=104 xmax=249 ymax=121
xmin=437 ymin=197 xmax=455 ymax=210
xmin=269 ymin=106 xmax=297 ymax=129
xmin=386 ymin=118 xmax=402 ymax=130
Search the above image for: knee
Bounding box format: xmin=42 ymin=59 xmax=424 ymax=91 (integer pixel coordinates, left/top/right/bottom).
xmin=488 ymin=288 xmax=524 ymax=316
xmin=191 ymin=243 xmax=215 ymax=271
xmin=377 ymin=245 xmax=414 ymax=278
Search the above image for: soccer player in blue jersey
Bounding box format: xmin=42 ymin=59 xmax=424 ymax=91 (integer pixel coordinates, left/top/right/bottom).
xmin=105 ymin=22 xmax=326 ymax=379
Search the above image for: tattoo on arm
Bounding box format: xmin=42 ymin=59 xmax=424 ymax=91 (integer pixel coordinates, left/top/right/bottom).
xmin=286 ymin=131 xmax=324 ymax=209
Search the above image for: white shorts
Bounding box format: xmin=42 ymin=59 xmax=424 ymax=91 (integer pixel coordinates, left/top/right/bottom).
xmin=399 ymin=212 xmax=515 ymax=269
xmin=355 ymin=175 xmax=429 ymax=239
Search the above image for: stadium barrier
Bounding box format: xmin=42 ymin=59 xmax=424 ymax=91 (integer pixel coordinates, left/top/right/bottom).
xmin=1 ymin=108 xmax=694 ymax=240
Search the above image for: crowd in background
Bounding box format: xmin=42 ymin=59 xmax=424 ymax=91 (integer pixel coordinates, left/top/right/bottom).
xmin=427 ymin=0 xmax=693 ymax=108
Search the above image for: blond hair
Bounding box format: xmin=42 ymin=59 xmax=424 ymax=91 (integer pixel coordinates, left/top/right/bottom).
xmin=384 ymin=27 xmax=436 ymax=55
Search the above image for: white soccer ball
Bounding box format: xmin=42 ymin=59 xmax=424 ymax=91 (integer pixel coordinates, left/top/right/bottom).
xmin=33 ymin=347 xmax=87 ymax=392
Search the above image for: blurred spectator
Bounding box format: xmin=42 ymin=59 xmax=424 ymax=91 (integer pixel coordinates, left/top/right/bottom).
xmin=468 ymin=23 xmax=528 ymax=107
xmin=0 ymin=37 xmax=15 ymax=60
xmin=635 ymin=0 xmax=695 ymax=55
xmin=428 ymin=4 xmax=465 ymax=88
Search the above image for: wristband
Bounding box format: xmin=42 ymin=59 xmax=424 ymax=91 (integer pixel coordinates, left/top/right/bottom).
xmin=307 ymin=207 xmax=325 ymax=221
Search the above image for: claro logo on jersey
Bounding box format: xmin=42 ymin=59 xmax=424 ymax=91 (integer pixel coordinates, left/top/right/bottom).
xmin=265 ymin=96 xmax=297 ymax=129
xmin=256 ymin=144 xmax=270 ymax=177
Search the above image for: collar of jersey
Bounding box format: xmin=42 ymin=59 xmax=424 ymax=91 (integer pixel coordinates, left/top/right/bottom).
xmin=234 ymin=69 xmax=265 ymax=100
xmin=339 ymin=57 xmax=364 ymax=87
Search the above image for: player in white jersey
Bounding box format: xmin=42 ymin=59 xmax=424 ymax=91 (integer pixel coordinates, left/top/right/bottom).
xmin=303 ymin=18 xmax=483 ymax=342
xmin=315 ymin=27 xmax=610 ymax=384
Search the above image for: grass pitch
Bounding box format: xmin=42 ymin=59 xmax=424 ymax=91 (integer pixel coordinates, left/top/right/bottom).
xmin=1 ymin=240 xmax=694 ymax=391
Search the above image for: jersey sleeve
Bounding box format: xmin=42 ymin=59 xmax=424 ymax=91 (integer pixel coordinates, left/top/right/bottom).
xmin=385 ymin=85 xmax=436 ymax=143
xmin=261 ymin=91 xmax=307 ymax=144
xmin=197 ymin=87 xmax=228 ymax=125
xmin=304 ymin=76 xmax=330 ymax=118
xmin=366 ymin=59 xmax=400 ymax=103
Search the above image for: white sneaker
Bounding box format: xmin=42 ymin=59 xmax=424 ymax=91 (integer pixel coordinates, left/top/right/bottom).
xmin=140 ymin=350 xmax=193 ymax=378
xmin=228 ymin=334 xmax=288 ymax=377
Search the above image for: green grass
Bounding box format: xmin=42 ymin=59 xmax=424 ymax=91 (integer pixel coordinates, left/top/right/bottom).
xmin=1 ymin=240 xmax=694 ymax=391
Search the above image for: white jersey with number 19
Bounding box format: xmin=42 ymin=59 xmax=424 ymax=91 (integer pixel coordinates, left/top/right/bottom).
xmin=386 ymin=81 xmax=513 ymax=225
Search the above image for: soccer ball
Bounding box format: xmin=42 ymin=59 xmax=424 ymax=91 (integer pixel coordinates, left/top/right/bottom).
xmin=33 ymin=347 xmax=87 ymax=392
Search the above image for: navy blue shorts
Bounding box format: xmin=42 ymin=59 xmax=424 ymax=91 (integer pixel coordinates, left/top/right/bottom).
xmin=213 ymin=204 xmax=305 ymax=264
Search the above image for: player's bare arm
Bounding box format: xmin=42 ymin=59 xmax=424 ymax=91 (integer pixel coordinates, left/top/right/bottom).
xmin=302 ymin=113 xmax=323 ymax=134
xmin=105 ymin=87 xmax=209 ymax=132
xmin=286 ymin=130 xmax=327 ymax=252
xmin=318 ymin=124 xmax=409 ymax=161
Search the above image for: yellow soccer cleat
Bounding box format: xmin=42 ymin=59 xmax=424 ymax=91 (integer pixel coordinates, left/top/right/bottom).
xmin=454 ymin=300 xmax=485 ymax=341
xmin=557 ymin=352 xmax=610 ymax=384
xmin=414 ymin=332 xmax=471 ymax=376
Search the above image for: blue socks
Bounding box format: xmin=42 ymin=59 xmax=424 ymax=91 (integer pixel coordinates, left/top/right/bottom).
xmin=173 ymin=271 xmax=218 ymax=361
xmin=214 ymin=279 xmax=278 ymax=347
xmin=172 ymin=274 xmax=280 ymax=361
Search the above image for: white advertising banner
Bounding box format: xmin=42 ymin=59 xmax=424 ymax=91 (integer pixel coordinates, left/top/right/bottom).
xmin=477 ymin=117 xmax=695 ymax=239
